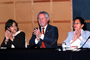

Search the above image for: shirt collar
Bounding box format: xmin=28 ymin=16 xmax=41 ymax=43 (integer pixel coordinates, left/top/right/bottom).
xmin=41 ymin=24 xmax=48 ymax=29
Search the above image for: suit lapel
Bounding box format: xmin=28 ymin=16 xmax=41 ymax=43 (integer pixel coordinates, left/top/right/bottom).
xmin=45 ymin=24 xmax=50 ymax=35
xmin=39 ymin=27 xmax=41 ymax=33
xmin=71 ymin=32 xmax=74 ymax=39
xmin=39 ymin=24 xmax=50 ymax=35
xmin=81 ymin=29 xmax=85 ymax=38
xmin=69 ymin=31 xmax=74 ymax=42
xmin=81 ymin=29 xmax=86 ymax=45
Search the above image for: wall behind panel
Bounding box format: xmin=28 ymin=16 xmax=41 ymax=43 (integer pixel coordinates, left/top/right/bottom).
xmin=73 ymin=0 xmax=90 ymax=31
xmin=0 ymin=0 xmax=72 ymax=46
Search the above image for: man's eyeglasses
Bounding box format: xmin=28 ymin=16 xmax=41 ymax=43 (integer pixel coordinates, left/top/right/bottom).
xmin=38 ymin=18 xmax=45 ymax=20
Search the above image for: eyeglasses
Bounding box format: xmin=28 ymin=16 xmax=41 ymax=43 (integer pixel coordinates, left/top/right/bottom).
xmin=73 ymin=23 xmax=80 ymax=25
xmin=38 ymin=18 xmax=45 ymax=20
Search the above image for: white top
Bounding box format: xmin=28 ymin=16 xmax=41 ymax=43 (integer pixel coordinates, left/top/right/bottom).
xmin=70 ymin=36 xmax=82 ymax=48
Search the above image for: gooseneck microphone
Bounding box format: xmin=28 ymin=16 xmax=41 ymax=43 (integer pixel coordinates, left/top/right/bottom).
xmin=80 ymin=36 xmax=90 ymax=49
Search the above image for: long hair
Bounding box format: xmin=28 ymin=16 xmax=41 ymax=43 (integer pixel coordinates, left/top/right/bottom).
xmin=74 ymin=17 xmax=87 ymax=30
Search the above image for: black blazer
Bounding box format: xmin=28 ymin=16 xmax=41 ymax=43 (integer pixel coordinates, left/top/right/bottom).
xmin=29 ymin=24 xmax=58 ymax=48
xmin=1 ymin=31 xmax=26 ymax=48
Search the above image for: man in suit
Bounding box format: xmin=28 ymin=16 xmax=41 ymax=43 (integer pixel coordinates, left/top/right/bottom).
xmin=29 ymin=11 xmax=58 ymax=48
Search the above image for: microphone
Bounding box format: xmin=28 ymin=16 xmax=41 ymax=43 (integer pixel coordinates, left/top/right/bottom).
xmin=80 ymin=36 xmax=90 ymax=49
xmin=62 ymin=42 xmax=66 ymax=51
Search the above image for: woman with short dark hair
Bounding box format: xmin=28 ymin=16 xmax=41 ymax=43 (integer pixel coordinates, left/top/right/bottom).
xmin=1 ymin=19 xmax=27 ymax=48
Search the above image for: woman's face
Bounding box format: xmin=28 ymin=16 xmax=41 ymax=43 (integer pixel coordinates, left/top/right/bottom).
xmin=73 ymin=19 xmax=84 ymax=31
xmin=8 ymin=22 xmax=17 ymax=34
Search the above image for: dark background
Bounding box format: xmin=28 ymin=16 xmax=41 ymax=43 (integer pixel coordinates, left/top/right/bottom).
xmin=73 ymin=0 xmax=90 ymax=31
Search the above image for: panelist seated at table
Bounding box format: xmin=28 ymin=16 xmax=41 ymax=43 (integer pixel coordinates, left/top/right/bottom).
xmin=29 ymin=11 xmax=58 ymax=48
xmin=62 ymin=17 xmax=90 ymax=49
xmin=1 ymin=19 xmax=27 ymax=48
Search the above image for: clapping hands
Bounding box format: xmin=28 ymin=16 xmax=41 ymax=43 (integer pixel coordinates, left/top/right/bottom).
xmin=33 ymin=27 xmax=42 ymax=40
xmin=73 ymin=30 xmax=81 ymax=41
xmin=5 ymin=30 xmax=13 ymax=42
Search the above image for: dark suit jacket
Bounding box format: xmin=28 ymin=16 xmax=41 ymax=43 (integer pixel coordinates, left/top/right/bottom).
xmin=1 ymin=31 xmax=25 ymax=48
xmin=29 ymin=24 xmax=58 ymax=48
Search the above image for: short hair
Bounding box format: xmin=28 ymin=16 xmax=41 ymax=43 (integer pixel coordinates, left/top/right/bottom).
xmin=5 ymin=19 xmax=18 ymax=31
xmin=74 ymin=17 xmax=87 ymax=30
xmin=37 ymin=11 xmax=50 ymax=19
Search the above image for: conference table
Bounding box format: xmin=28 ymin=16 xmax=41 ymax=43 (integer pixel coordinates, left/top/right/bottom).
xmin=0 ymin=48 xmax=90 ymax=60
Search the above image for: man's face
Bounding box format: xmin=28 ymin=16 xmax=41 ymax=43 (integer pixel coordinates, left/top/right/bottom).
xmin=38 ymin=14 xmax=49 ymax=27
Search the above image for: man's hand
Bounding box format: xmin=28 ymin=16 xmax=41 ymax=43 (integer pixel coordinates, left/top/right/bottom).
xmin=36 ymin=36 xmax=40 ymax=41
xmin=33 ymin=27 xmax=42 ymax=37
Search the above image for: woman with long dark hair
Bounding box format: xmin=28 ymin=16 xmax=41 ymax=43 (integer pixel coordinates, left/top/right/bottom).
xmin=62 ymin=17 xmax=90 ymax=49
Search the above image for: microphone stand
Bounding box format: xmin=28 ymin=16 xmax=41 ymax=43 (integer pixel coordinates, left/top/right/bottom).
xmin=79 ymin=36 xmax=90 ymax=51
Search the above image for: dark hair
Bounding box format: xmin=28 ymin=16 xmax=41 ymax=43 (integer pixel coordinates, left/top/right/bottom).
xmin=5 ymin=19 xmax=18 ymax=31
xmin=74 ymin=17 xmax=87 ymax=30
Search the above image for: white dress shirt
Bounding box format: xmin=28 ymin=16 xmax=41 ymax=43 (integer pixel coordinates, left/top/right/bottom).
xmin=35 ymin=25 xmax=48 ymax=44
